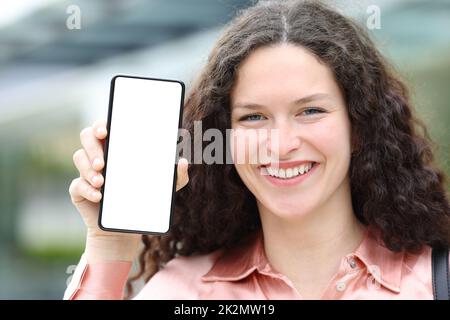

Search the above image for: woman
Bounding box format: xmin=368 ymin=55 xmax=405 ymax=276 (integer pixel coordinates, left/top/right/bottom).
xmin=65 ymin=0 xmax=450 ymax=299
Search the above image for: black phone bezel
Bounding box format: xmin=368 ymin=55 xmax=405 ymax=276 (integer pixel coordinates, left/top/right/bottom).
xmin=98 ymin=74 xmax=185 ymax=235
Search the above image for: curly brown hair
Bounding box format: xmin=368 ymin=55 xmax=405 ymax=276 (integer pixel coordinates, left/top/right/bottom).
xmin=126 ymin=0 xmax=450 ymax=296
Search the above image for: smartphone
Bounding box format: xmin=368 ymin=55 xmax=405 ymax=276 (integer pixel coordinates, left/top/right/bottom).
xmin=98 ymin=75 xmax=184 ymax=235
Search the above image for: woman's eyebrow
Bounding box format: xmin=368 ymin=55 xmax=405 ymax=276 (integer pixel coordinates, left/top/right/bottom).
xmin=232 ymin=93 xmax=332 ymax=110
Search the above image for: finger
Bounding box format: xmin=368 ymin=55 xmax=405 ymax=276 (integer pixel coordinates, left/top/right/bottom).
xmin=69 ymin=177 xmax=102 ymax=204
xmin=80 ymin=126 xmax=104 ymax=171
xmin=73 ymin=149 xmax=104 ymax=188
xmin=176 ymin=157 xmax=189 ymax=191
xmin=93 ymin=119 xmax=108 ymax=140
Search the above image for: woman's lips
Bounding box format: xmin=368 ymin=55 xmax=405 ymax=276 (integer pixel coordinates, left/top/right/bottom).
xmin=259 ymin=162 xmax=319 ymax=187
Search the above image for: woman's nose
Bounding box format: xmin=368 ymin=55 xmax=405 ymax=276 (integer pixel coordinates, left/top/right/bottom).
xmin=268 ymin=122 xmax=302 ymax=158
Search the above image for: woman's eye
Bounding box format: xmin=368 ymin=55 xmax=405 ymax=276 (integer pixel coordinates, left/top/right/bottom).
xmin=239 ymin=114 xmax=266 ymax=121
xmin=300 ymin=108 xmax=325 ymax=116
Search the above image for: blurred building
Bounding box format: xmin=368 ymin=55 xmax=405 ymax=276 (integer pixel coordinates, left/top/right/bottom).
xmin=0 ymin=0 xmax=253 ymax=299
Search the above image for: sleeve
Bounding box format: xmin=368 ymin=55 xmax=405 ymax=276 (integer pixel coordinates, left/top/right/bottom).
xmin=63 ymin=253 xmax=133 ymax=300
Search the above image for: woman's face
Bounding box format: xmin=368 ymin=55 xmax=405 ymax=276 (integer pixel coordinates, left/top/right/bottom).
xmin=230 ymin=43 xmax=352 ymax=219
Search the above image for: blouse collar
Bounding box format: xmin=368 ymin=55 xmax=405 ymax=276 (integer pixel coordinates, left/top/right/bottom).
xmin=201 ymin=226 xmax=404 ymax=293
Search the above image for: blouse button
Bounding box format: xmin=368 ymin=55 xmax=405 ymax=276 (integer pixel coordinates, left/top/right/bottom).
xmin=336 ymin=281 xmax=346 ymax=292
xmin=349 ymin=258 xmax=357 ymax=269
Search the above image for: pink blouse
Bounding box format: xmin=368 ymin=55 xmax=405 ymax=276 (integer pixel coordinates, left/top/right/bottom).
xmin=64 ymin=228 xmax=447 ymax=299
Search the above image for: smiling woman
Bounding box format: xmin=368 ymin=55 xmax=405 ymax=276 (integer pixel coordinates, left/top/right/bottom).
xmin=65 ymin=0 xmax=450 ymax=300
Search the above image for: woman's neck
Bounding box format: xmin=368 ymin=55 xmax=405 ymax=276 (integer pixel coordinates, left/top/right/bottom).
xmin=257 ymin=179 xmax=366 ymax=298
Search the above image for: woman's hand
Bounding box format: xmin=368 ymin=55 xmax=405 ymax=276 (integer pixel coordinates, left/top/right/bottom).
xmin=69 ymin=120 xmax=189 ymax=261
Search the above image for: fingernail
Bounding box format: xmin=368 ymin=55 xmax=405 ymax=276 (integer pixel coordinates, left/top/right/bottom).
xmin=92 ymin=175 xmax=100 ymax=184
xmin=93 ymin=158 xmax=103 ymax=167
xmin=91 ymin=191 xmax=101 ymax=198
xmin=97 ymin=127 xmax=106 ymax=135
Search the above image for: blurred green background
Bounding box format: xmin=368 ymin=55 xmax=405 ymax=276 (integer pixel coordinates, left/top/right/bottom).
xmin=0 ymin=0 xmax=449 ymax=299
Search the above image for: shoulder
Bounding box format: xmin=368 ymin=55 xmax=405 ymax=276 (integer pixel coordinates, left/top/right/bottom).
xmin=402 ymin=245 xmax=449 ymax=295
xmin=134 ymin=249 xmax=224 ymax=300
xmin=403 ymin=245 xmax=433 ymax=284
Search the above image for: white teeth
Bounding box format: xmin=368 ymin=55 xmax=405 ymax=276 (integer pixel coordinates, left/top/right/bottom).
xmin=265 ymin=162 xmax=315 ymax=179
xmin=286 ymin=168 xmax=293 ymax=178
xmin=299 ymin=165 xmax=305 ymax=174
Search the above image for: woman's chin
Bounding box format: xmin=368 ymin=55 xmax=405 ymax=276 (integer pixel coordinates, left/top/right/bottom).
xmin=262 ymin=201 xmax=313 ymax=221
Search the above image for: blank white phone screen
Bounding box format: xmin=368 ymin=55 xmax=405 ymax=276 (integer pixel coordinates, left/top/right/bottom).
xmin=99 ymin=76 xmax=183 ymax=234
